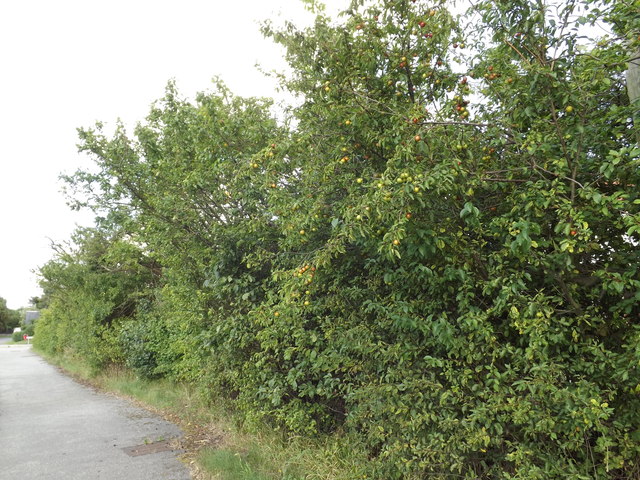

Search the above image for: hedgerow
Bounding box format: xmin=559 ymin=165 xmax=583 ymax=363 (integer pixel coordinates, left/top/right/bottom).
xmin=36 ymin=0 xmax=640 ymax=478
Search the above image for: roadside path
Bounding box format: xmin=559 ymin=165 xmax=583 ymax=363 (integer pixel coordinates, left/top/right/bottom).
xmin=0 ymin=345 xmax=191 ymax=479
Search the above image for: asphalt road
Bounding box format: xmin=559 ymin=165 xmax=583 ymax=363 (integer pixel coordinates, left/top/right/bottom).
xmin=0 ymin=345 xmax=191 ymax=479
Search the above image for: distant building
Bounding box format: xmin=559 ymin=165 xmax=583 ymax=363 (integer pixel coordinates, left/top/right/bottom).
xmin=24 ymin=311 xmax=40 ymax=325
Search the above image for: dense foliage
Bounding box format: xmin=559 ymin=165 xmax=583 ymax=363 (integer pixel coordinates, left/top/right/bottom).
xmin=35 ymin=0 xmax=640 ymax=478
xmin=0 ymin=297 xmax=20 ymax=333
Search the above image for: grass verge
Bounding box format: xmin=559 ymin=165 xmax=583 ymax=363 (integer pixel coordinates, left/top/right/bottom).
xmin=33 ymin=348 xmax=363 ymax=480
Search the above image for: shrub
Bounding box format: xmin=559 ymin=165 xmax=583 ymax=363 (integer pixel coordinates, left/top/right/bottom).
xmin=118 ymin=320 xmax=159 ymax=379
xmin=35 ymin=0 xmax=640 ymax=477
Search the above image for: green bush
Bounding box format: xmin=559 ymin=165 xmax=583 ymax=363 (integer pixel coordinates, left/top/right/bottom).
xmin=35 ymin=0 xmax=640 ymax=478
xmin=35 ymin=228 xmax=157 ymax=368
xmin=119 ymin=320 xmax=159 ymax=379
xmin=12 ymin=330 xmax=24 ymax=342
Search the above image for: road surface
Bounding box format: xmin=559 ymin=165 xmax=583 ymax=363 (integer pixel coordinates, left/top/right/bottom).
xmin=0 ymin=345 xmax=191 ymax=479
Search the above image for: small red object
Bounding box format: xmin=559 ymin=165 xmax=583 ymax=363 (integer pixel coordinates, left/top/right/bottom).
xmin=23 ymin=334 xmax=28 ymax=340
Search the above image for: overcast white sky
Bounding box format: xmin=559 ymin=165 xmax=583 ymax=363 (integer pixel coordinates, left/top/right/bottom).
xmin=0 ymin=0 xmax=347 ymax=309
